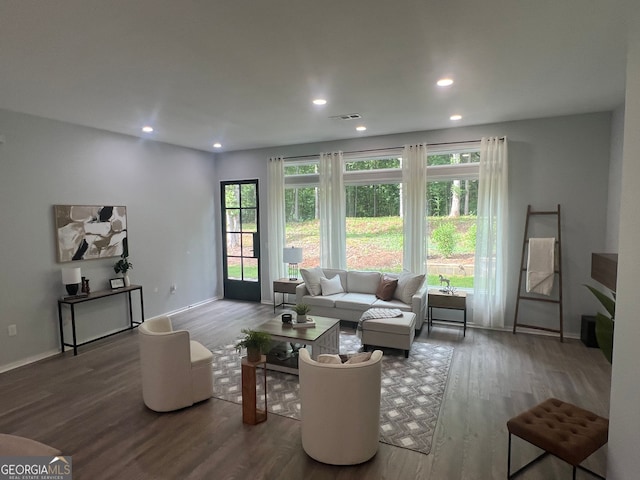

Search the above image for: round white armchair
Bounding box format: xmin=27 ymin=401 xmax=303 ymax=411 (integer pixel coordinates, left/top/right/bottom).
xmin=138 ymin=315 xmax=213 ymax=412
xmin=298 ymin=347 xmax=383 ymax=465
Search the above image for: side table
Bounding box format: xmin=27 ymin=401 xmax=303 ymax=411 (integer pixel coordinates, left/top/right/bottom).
xmin=428 ymin=289 xmax=467 ymax=336
xmin=273 ymin=278 xmax=303 ymax=313
xmin=241 ymin=355 xmax=267 ymax=425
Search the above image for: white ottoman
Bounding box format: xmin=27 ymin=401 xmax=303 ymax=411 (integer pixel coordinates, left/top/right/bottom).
xmin=360 ymin=311 xmax=416 ymax=358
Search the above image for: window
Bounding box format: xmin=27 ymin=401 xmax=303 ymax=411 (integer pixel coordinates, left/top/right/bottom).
xmin=426 ymin=151 xmax=479 ymax=290
xmin=282 ymin=145 xmax=480 ymax=290
xmin=344 ymin=155 xmax=403 ymax=272
xmin=284 ymin=160 xmax=319 ymax=269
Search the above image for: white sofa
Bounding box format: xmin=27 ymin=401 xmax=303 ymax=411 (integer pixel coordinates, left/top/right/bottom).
xmin=295 ymin=268 xmax=427 ymax=329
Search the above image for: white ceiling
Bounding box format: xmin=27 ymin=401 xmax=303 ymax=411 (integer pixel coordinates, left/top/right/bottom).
xmin=0 ymin=0 xmax=631 ymax=153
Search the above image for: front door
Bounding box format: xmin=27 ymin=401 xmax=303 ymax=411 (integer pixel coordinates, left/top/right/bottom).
xmin=221 ymin=180 xmax=261 ymax=301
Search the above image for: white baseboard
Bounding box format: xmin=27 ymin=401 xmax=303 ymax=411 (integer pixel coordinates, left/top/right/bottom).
xmin=0 ymin=349 xmax=60 ymax=374
xmin=166 ymin=296 xmax=219 ymax=317
xmin=456 ymin=322 xmax=580 ymax=340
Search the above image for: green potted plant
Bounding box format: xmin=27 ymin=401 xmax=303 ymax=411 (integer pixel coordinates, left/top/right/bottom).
xmin=584 ymin=284 xmax=615 ymax=363
xmin=293 ymin=303 xmax=311 ymax=323
xmin=114 ymin=253 xmax=133 ymax=286
xmin=235 ymin=328 xmax=271 ymax=362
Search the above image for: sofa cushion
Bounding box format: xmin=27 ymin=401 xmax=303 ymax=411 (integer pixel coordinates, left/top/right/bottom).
xmin=301 ymin=266 xmax=325 ymax=296
xmin=320 ymin=275 xmax=344 ymax=296
xmin=393 ymin=271 xmax=426 ymax=304
xmin=372 ymin=298 xmax=411 ymax=310
xmin=190 ymin=340 xmax=214 ymax=366
xmin=345 ymin=352 xmax=373 ymax=364
xmin=318 ymin=354 xmax=343 ymax=364
xmin=360 ymin=312 xmax=416 ymax=335
xmin=302 ymin=293 xmax=345 ymax=307
xmin=335 ymin=293 xmax=377 ymax=310
xmin=375 ymin=275 xmax=398 ymax=301
xmin=321 ymin=269 xmax=348 ymax=286
xmin=347 ymin=271 xmax=382 ymax=294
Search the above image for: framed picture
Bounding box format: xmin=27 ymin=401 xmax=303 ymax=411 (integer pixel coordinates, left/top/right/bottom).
xmin=54 ymin=205 xmax=127 ymax=263
xmin=110 ymin=278 xmax=125 ymax=289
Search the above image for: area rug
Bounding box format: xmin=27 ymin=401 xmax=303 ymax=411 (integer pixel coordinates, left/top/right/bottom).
xmin=209 ymin=333 xmax=453 ymax=455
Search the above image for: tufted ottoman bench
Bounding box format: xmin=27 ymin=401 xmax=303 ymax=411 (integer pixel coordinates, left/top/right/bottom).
xmin=507 ymin=398 xmax=608 ymax=479
xmin=360 ymin=311 xmax=416 ymax=358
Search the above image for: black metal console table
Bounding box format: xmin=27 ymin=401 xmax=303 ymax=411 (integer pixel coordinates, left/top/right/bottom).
xmin=57 ymin=284 xmax=144 ymax=355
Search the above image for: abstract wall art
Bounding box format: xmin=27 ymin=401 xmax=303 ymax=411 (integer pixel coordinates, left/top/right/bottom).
xmin=54 ymin=205 xmax=128 ymax=262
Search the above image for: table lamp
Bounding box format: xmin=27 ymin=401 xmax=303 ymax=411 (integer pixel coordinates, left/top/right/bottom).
xmin=62 ymin=267 xmax=82 ymax=295
xmin=283 ymin=247 xmax=303 ymax=280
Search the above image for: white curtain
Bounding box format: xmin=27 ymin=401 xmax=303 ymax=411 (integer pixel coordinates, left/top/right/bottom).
xmin=474 ymin=137 xmax=509 ymax=328
xmin=319 ymin=151 xmax=346 ymax=269
xmin=267 ymin=157 xmax=286 ymax=291
xmin=402 ymin=144 xmax=428 ymax=274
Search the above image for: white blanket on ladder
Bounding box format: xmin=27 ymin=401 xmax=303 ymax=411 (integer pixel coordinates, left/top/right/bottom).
xmin=526 ymin=237 xmax=555 ymax=296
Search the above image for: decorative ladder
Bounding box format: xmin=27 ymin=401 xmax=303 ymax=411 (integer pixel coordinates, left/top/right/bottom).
xmin=513 ymin=204 xmax=564 ymax=342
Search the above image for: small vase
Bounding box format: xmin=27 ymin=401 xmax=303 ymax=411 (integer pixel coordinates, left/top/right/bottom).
xmin=124 ymin=274 xmax=131 ymax=287
xmin=247 ymin=348 xmax=261 ymax=362
xmin=297 ymin=314 xmax=307 ymax=323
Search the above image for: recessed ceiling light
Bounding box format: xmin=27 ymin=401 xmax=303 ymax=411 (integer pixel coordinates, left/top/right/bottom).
xmin=141 ymin=125 xmax=154 ymax=133
xmin=213 ymin=143 xmax=222 ymax=148
xmin=313 ymin=99 xmax=327 ymax=105
xmin=450 ymin=114 xmax=462 ymax=121
xmin=356 ymin=125 xmax=367 ymax=132
xmin=437 ymin=78 xmax=454 ymax=87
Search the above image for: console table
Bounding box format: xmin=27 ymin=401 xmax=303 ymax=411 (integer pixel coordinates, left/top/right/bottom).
xmin=57 ymin=284 xmax=144 ymax=355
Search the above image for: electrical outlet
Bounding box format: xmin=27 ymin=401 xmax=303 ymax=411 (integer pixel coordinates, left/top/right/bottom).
xmin=8 ymin=324 xmax=17 ymax=336
xmin=170 ymin=284 xmax=177 ymax=294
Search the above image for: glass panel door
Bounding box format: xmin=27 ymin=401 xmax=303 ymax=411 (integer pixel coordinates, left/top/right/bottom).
xmin=221 ymin=180 xmax=261 ymax=301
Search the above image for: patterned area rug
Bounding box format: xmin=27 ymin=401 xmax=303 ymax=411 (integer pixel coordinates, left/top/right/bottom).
xmin=209 ymin=333 xmax=453 ymax=455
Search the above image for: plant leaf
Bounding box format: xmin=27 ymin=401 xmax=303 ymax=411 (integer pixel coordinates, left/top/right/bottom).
xmin=584 ymin=284 xmax=615 ymax=319
xmin=595 ymin=312 xmax=614 ymax=363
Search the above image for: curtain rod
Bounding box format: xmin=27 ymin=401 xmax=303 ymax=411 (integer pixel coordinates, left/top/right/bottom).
xmin=280 ymin=138 xmax=504 ymax=161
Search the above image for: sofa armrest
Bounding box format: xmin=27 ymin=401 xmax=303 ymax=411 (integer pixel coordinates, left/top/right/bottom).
xmin=296 ymin=283 xmax=310 ymax=304
xmin=411 ymin=283 xmax=428 ymax=329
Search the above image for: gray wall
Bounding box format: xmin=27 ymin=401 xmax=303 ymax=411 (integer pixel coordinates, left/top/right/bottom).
xmin=606 ymin=104 xmax=625 ymax=252
xmin=216 ymin=112 xmax=613 ymax=337
xmin=0 ymin=109 xmax=218 ymax=371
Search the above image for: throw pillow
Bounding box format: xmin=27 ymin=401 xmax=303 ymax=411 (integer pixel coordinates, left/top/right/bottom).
xmin=375 ymin=275 xmax=398 ymax=301
xmin=300 ymin=266 xmax=325 ymax=296
xmin=317 ymin=354 xmax=342 ymax=364
xmin=393 ymin=271 xmax=426 ymax=304
xmin=345 ymin=352 xmax=373 ymax=364
xmin=346 ymin=271 xmax=382 ymax=294
xmin=320 ymin=275 xmax=344 ymax=296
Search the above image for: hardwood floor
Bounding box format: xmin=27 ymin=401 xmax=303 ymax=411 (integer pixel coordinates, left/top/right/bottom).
xmin=0 ymin=300 xmax=611 ymax=479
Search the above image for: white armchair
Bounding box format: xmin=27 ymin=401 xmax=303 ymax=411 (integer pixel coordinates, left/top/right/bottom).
xmin=138 ymin=315 xmax=213 ymax=412
xmin=298 ymin=347 xmax=383 ymax=465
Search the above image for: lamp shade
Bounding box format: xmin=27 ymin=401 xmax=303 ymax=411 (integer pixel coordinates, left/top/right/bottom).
xmin=61 ymin=267 xmax=81 ymax=285
xmin=283 ymin=247 xmax=303 ymax=264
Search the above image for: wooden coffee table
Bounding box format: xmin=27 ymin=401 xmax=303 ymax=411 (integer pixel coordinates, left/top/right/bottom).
xmin=255 ymin=316 xmax=340 ymax=375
